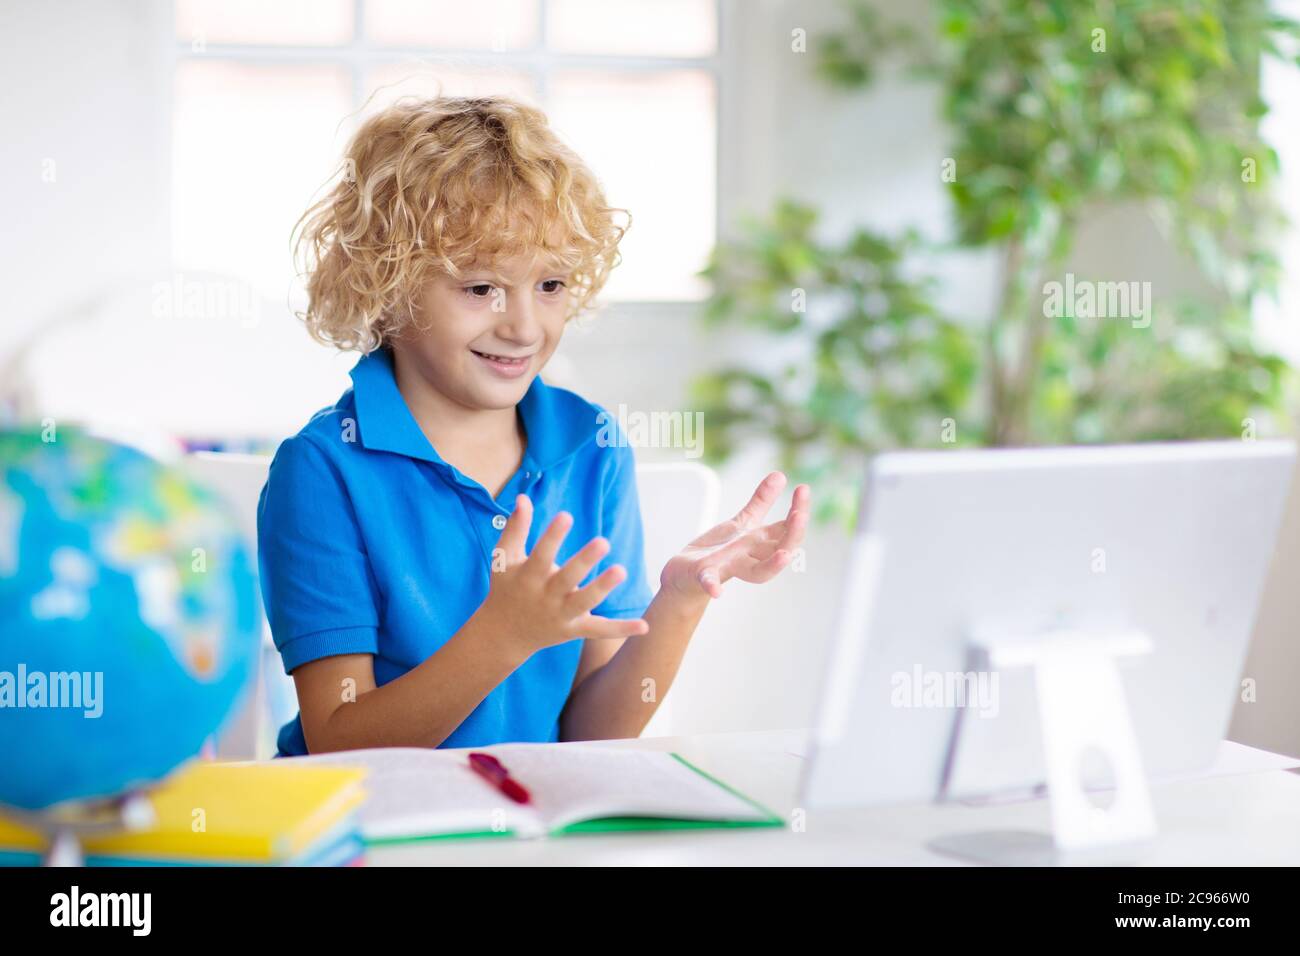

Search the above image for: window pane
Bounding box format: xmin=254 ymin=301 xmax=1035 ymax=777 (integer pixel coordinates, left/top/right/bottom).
xmin=175 ymin=0 xmax=353 ymax=46
xmin=364 ymin=62 xmax=539 ymax=114
xmin=549 ymin=70 xmax=715 ymax=300
xmin=547 ymin=0 xmax=716 ymax=57
xmin=365 ymin=0 xmax=539 ymax=51
xmin=172 ymin=61 xmax=353 ymax=300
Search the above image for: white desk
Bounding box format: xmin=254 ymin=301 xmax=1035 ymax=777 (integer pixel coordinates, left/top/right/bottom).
xmin=363 ymin=730 xmax=1300 ymax=866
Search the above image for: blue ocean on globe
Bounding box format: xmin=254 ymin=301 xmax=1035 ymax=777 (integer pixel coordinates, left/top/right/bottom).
xmin=0 ymin=427 xmax=259 ymax=811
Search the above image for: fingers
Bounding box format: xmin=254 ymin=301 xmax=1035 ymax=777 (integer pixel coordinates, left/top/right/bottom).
xmin=774 ymin=483 xmax=812 ymax=552
xmin=733 ymin=471 xmax=787 ymax=528
xmin=740 ymin=484 xmax=811 ymax=582
xmin=707 ymin=482 xmax=812 ymax=590
xmin=527 ymin=510 xmax=573 ymax=573
xmin=497 ymin=495 xmax=533 ymax=563
xmin=565 ymin=563 xmax=627 ymax=616
xmin=574 ymin=612 xmax=650 ymax=640
xmin=743 ymin=548 xmax=794 ymax=583
xmin=550 ymin=536 xmax=611 ymax=594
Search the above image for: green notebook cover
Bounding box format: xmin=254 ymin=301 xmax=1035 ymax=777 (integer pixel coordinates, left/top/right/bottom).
xmin=554 ymin=753 xmax=783 ymax=835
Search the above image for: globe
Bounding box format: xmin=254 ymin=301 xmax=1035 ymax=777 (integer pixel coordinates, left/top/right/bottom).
xmin=0 ymin=427 xmax=259 ymax=811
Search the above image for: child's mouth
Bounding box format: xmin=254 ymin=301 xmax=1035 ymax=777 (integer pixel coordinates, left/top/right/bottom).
xmin=471 ymin=349 xmax=532 ymax=379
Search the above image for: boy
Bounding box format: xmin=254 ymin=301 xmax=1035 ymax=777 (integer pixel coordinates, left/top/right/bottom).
xmin=259 ymin=95 xmax=810 ymax=755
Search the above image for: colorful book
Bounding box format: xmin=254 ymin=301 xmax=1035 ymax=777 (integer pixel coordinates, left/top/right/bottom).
xmin=293 ymin=743 xmax=783 ymax=842
xmin=0 ymin=761 xmax=367 ymax=866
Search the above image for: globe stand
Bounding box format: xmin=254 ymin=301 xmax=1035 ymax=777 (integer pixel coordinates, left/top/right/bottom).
xmin=6 ymin=792 xmax=156 ymax=867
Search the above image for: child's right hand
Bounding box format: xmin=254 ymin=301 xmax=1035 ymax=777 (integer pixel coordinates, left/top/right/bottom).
xmin=479 ymin=494 xmax=650 ymax=656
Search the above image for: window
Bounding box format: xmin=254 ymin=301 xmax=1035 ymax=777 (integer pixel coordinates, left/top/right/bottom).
xmin=172 ymin=0 xmax=719 ymax=304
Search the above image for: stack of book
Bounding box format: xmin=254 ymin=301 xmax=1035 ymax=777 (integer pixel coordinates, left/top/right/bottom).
xmin=0 ymin=761 xmax=368 ymax=866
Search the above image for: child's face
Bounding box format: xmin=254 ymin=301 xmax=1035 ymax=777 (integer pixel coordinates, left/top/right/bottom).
xmin=396 ymin=252 xmax=571 ymax=412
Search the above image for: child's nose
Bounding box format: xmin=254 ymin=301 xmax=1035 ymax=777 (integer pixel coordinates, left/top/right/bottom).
xmin=494 ymin=294 xmax=542 ymax=343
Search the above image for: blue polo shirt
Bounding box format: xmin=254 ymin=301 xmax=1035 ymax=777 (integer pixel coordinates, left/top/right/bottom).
xmin=257 ymin=347 xmax=653 ymax=756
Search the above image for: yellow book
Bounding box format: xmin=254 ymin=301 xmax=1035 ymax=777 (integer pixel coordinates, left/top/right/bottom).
xmin=0 ymin=761 xmax=367 ymax=864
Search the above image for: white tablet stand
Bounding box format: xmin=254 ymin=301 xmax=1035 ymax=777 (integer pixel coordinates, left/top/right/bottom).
xmin=929 ymin=625 xmax=1158 ymax=866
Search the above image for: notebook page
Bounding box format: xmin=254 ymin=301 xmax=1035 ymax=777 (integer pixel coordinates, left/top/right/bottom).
xmin=482 ymin=744 xmax=774 ymax=832
xmin=288 ymin=748 xmax=542 ymax=840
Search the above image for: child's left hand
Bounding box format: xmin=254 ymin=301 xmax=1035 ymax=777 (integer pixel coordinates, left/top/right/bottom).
xmin=660 ymin=472 xmax=811 ymax=601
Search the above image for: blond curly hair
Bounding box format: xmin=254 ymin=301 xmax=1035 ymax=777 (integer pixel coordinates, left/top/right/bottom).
xmin=293 ymin=94 xmax=629 ymax=352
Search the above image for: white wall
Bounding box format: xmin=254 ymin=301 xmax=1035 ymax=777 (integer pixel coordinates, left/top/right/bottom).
xmin=0 ymin=0 xmax=172 ymax=358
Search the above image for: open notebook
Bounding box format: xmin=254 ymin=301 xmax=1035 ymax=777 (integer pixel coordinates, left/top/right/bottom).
xmin=290 ymin=744 xmax=783 ymax=842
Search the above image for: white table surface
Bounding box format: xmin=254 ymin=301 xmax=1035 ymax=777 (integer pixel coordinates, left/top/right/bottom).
xmin=364 ymin=729 xmax=1300 ymax=866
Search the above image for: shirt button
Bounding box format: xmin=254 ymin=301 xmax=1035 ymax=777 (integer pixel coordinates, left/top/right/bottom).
xmin=491 ymin=514 xmax=507 ymax=531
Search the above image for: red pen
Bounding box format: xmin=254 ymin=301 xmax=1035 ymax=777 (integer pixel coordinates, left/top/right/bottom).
xmin=468 ymin=752 xmax=532 ymax=804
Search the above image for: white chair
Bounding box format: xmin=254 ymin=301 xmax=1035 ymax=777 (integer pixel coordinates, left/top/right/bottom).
xmin=182 ymin=452 xmax=719 ymax=758
xmin=629 ymin=462 xmax=721 ymax=737
xmin=180 ymin=452 xmax=288 ymax=760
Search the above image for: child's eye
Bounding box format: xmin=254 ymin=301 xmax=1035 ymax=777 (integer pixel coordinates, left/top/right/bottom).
xmin=463 ymin=284 xmax=495 ymax=298
xmin=539 ymin=279 xmax=567 ymax=294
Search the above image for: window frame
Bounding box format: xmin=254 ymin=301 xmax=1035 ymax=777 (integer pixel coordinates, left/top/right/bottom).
xmin=168 ymin=0 xmax=732 ymax=309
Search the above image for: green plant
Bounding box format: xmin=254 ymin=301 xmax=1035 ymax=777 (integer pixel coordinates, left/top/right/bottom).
xmin=694 ymin=0 xmax=1300 ymax=522
xmin=696 ymin=201 xmax=979 ymax=522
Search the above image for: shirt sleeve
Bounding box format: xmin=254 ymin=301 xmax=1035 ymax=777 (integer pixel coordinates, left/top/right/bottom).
xmin=257 ymin=434 xmax=380 ymax=673
xmin=590 ymin=426 xmax=656 ymax=620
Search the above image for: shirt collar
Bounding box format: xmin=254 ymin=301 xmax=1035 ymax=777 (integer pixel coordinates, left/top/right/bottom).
xmin=348 ymin=348 xmax=593 ymax=470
